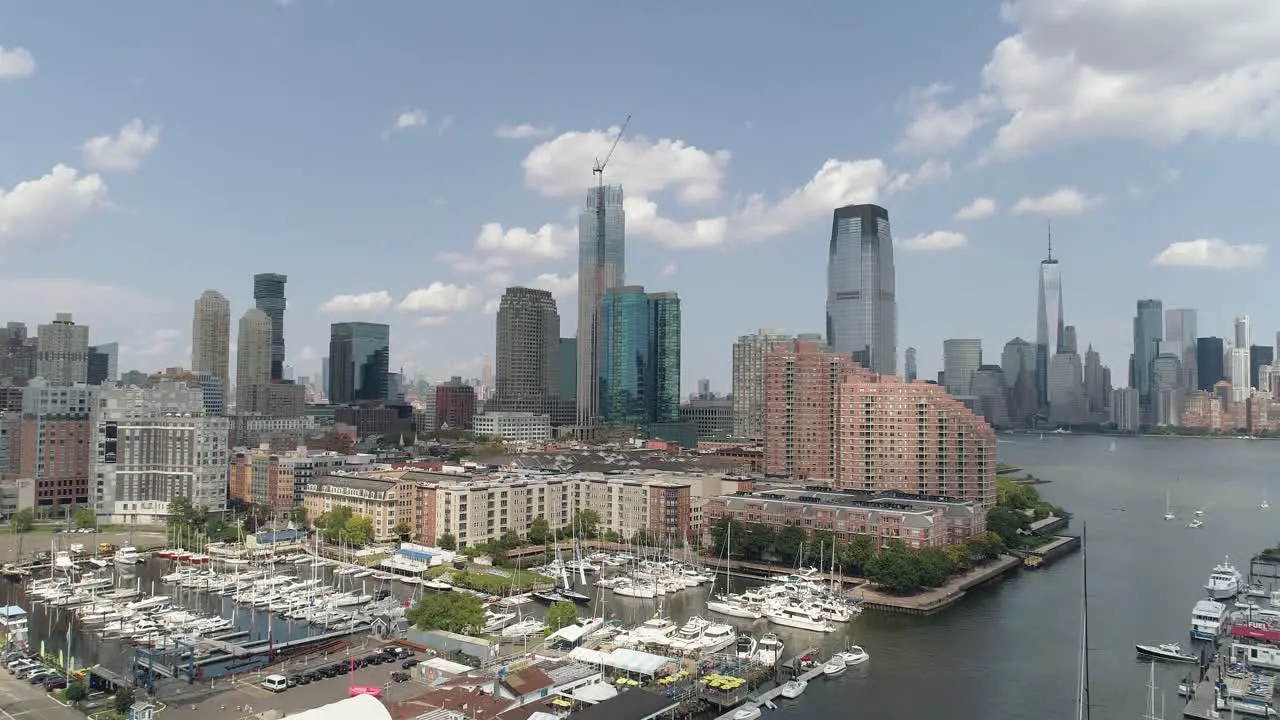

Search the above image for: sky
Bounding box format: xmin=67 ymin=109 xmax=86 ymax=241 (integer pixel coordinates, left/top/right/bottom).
xmin=1 ymin=1 xmax=1277 ymax=393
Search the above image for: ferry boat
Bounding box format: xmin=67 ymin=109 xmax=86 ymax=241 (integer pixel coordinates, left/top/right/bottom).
xmin=1190 ymin=599 xmax=1227 ymax=641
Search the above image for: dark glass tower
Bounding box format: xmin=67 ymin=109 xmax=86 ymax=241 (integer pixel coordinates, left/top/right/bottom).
xmin=647 ymin=291 xmax=681 ymax=423
xmin=1196 ymin=337 xmax=1224 ymax=391
xmin=598 ymin=286 xmax=650 ymax=426
xmin=253 ymin=273 xmax=288 ymax=380
xmin=826 ymin=203 xmax=897 ymax=375
xmin=328 ymin=322 xmax=389 ymax=404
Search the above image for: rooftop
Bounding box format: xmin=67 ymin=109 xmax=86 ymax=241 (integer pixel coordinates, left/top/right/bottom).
xmin=564 ymin=689 xmax=679 ymax=720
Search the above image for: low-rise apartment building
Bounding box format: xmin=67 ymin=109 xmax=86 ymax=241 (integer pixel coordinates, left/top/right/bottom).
xmin=230 ymin=445 xmax=377 ymax=511
xmin=704 ymin=487 xmax=985 ymax=549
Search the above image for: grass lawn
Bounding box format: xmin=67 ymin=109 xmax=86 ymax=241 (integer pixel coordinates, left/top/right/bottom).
xmin=426 ymin=563 xmax=554 ymax=593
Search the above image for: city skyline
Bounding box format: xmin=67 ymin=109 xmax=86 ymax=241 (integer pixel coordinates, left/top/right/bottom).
xmin=1 ymin=3 xmax=1276 ymax=390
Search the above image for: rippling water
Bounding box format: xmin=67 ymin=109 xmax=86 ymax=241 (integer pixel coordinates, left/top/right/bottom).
xmin=11 ymin=435 xmax=1279 ymax=717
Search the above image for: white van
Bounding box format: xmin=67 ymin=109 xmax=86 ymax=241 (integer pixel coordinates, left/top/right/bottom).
xmin=261 ymin=674 xmax=289 ymax=692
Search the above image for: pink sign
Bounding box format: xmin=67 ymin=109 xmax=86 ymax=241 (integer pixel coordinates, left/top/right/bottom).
xmin=349 ymin=686 xmax=382 ymax=698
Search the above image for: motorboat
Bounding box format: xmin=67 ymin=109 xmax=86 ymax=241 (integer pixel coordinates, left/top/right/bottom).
xmin=764 ymin=604 xmax=836 ymax=633
xmin=482 ymin=610 xmax=516 ymax=633
xmin=779 ymin=679 xmax=807 ymax=699
xmin=1136 ymin=643 xmax=1197 ymax=664
xmin=837 ymin=645 xmax=870 ymax=665
xmin=735 ymin=634 xmax=757 ymax=661
xmin=611 ymin=579 xmax=657 ymax=599
xmin=498 ymin=593 xmax=533 ymax=607
xmin=822 ymin=660 xmax=847 ymax=677
xmin=423 ymin=579 xmax=453 ymax=591
xmin=1188 ymin=519 xmax=1203 ymax=529
xmin=559 ymin=588 xmax=592 ymax=604
xmin=731 ymin=706 xmax=761 ymax=720
xmin=707 ymin=595 xmax=763 ymax=620
xmin=629 ymin=614 xmax=678 ymax=645
xmin=500 ymin=617 xmax=547 ymax=638
xmin=1194 ymin=509 xmax=1205 ymax=516
xmin=753 ymin=633 xmax=784 ymax=665
xmin=1205 ymin=557 xmax=1242 ymax=599
xmin=532 ymin=590 xmax=565 ymax=604
xmin=1190 ymin=599 xmax=1227 ymax=640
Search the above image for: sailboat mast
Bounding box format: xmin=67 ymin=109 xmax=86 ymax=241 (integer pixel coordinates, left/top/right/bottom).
xmin=1078 ymin=522 xmax=1091 ymax=720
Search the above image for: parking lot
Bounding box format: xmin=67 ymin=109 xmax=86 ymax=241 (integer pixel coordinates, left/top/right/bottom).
xmin=0 ymin=528 xmax=167 ymax=563
xmin=0 ymin=664 xmax=82 ymax=720
xmin=179 ymin=646 xmax=432 ymax=720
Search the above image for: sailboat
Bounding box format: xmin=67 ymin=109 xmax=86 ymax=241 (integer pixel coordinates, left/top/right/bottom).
xmin=560 ymin=542 xmax=591 ymax=604
xmin=1107 ymin=441 xmax=1116 ymax=453
xmin=1262 ymin=489 xmax=1270 ymax=510
xmin=707 ymin=519 xmax=763 ymax=620
xmin=1141 ymin=661 xmax=1164 ymax=720
xmin=1163 ymin=489 xmax=1176 ymax=521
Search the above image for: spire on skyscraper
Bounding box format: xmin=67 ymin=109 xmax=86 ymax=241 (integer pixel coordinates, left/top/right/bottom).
xmin=1046 ymin=219 xmax=1053 ymax=261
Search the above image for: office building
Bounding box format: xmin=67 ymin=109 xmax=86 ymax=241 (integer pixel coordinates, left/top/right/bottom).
xmin=1235 ymin=315 xmax=1251 ymax=351
xmin=436 ymin=377 xmax=476 ymax=430
xmin=557 ymin=338 xmax=577 ymax=401
xmin=235 ymin=308 xmax=273 ymax=412
xmin=253 ymin=273 xmax=288 ymax=381
xmin=1047 ymin=352 xmax=1086 ymax=425
xmin=473 ymin=412 xmax=553 ymax=442
xmin=493 ymin=288 xmax=559 ymax=413
xmin=0 ymin=323 xmax=36 ymax=381
xmin=1083 ymin=345 xmax=1106 ymax=415
xmin=1111 ymin=387 xmax=1140 ymax=432
xmin=576 ymin=184 xmax=626 ymax=426
xmin=36 ymin=313 xmax=90 ymax=385
xmin=1164 ymin=309 xmax=1197 ymax=389
xmin=1250 ymin=345 xmax=1274 ymax=390
xmin=19 ymin=379 xmax=96 ymax=512
xmin=943 ymin=339 xmax=982 ymax=397
xmin=1150 ymin=353 xmax=1183 ymax=426
xmin=598 ymin=286 xmax=650 ymax=426
xmin=1132 ymin=299 xmax=1163 ymax=400
xmin=904 ymin=347 xmax=917 ymax=383
xmin=192 ymin=290 xmax=232 ymax=394
xmin=320 ymin=357 xmax=330 ymax=400
xmin=328 ymin=322 xmax=390 ymax=405
xmin=1229 ymin=347 xmax=1250 ymax=402
xmin=87 ymin=346 xmax=110 ymax=386
xmin=1001 ymin=337 xmax=1037 ymax=424
xmin=680 ymin=397 xmax=734 ymax=440
xmin=1034 ymin=234 xmax=1064 ymax=408
xmin=826 ymin=204 xmax=897 ymax=375
xmin=732 ymin=330 xmax=814 ymax=440
xmin=92 ymin=382 xmax=230 ymax=523
xmin=1196 ymin=337 xmax=1225 ymax=391
xmin=970 ymin=365 xmax=1011 ymax=428
xmin=647 ymin=291 xmax=681 ymax=423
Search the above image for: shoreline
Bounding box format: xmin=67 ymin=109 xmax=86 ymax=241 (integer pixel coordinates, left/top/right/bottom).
xmin=1003 ymin=430 xmax=1280 ymax=441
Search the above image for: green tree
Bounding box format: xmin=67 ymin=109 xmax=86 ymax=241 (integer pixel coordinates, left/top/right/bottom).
xmin=10 ymin=508 xmax=33 ymax=534
xmin=572 ymin=509 xmax=600 ymax=539
xmin=527 ymin=515 xmax=550 ymax=545
xmin=496 ymin=529 xmax=521 ymax=550
xmin=73 ymin=507 xmax=96 ymax=530
xmin=437 ymin=533 xmax=457 ymax=551
xmin=543 ymin=600 xmax=579 ymax=631
xmin=318 ymin=506 xmax=354 ymax=544
xmin=916 ymin=547 xmax=955 ymax=588
xmin=113 ymin=686 xmax=135 ymax=714
xmin=967 ymin=531 xmax=1006 ymax=560
xmin=944 ymin=543 xmax=973 ymax=573
xmin=601 ymin=530 xmax=621 ymax=543
xmin=407 ymin=592 xmax=485 ymax=633
xmin=740 ymin=523 xmax=775 ymax=561
xmin=290 ymin=505 xmax=309 ymax=528
xmin=986 ymin=507 xmax=1029 ymax=546
xmin=772 ymin=524 xmax=807 ymax=562
xmin=343 ymin=515 xmax=374 ymax=546
xmin=710 ymin=515 xmax=745 ymax=558
xmin=840 ymin=535 xmax=875 ymax=575
xmin=865 ymin=541 xmax=923 ymax=594
xmin=63 ymin=683 xmax=88 ymax=705
xmin=393 ymin=521 xmax=412 ymax=540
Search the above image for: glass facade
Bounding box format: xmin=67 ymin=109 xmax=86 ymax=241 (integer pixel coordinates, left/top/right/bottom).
xmin=598 ymin=286 xmax=650 ymax=426
xmin=1132 ymin=299 xmax=1163 ymax=400
xmin=1035 ymin=256 xmax=1063 ymax=409
xmin=648 ymin=292 xmax=681 ymax=423
xmin=576 ymin=184 xmax=626 ymax=425
xmin=825 ymin=204 xmax=896 ymax=375
xmin=328 ymin=322 xmax=390 ymax=404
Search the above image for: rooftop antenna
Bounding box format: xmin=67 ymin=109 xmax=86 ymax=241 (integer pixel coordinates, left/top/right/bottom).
xmin=1047 ymin=219 xmax=1054 ymax=261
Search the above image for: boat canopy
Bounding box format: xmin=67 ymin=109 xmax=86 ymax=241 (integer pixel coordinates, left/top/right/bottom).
xmin=568 ymin=647 xmax=672 ymax=676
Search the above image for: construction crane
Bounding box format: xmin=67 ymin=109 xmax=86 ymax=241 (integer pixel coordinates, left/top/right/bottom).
xmin=579 ymin=114 xmax=631 ymax=433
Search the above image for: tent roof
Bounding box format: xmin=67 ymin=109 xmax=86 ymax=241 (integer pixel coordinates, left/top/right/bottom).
xmin=567 ymin=647 xmax=671 ymax=676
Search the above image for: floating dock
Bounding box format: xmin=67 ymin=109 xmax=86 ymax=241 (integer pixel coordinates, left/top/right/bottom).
xmin=711 ymin=650 xmax=829 ymax=720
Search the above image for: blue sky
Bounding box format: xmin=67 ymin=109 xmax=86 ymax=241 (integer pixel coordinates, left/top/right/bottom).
xmin=1 ymin=1 xmax=1276 ymax=392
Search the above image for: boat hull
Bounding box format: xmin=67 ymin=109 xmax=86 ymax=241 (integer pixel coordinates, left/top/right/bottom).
xmin=1135 ymin=645 xmax=1197 ymax=664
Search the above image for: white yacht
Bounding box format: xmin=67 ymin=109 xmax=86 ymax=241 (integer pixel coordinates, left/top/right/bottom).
xmin=779 ymin=679 xmax=807 ymax=699
xmin=114 ymin=547 xmax=139 ymax=565
xmin=753 ymin=633 xmax=784 ymax=665
xmin=500 ymin=617 xmax=547 ymax=638
xmin=628 ymin=614 xmax=678 ymax=645
xmin=672 ymin=621 xmax=736 ymax=654
xmin=482 ymin=610 xmax=516 ymax=633
xmin=1190 ymin=599 xmax=1227 ymax=641
xmin=1204 ymin=557 xmax=1242 ymax=600
xmin=707 ymin=595 xmax=762 ymax=620
xmin=666 ymin=616 xmax=711 ymax=651
xmin=1188 ymin=519 xmax=1203 ymax=529
xmin=612 ymin=579 xmax=657 ymax=599
xmin=822 ymin=659 xmax=847 ymax=677
xmin=764 ymin=604 xmax=836 ymax=633
xmin=837 ymin=646 xmax=870 ymax=665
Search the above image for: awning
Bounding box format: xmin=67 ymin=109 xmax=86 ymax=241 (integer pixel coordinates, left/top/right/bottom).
xmin=568 ymin=647 xmax=672 ymax=676
xmin=548 ymin=624 xmax=589 ymax=644
xmin=572 ymin=681 xmax=619 ymax=704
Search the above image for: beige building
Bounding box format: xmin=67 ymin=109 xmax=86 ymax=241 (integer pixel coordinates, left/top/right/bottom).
xmin=36 ymin=313 xmax=90 ymax=385
xmin=235 ymin=309 xmax=272 ymax=413
xmin=192 ymin=290 xmax=231 ymax=395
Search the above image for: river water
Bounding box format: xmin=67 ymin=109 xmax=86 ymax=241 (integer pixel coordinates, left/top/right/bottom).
xmin=9 ymin=434 xmax=1279 ymax=718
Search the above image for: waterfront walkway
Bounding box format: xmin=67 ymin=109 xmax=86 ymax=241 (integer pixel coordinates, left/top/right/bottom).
xmin=853 ymin=555 xmax=1022 ymax=615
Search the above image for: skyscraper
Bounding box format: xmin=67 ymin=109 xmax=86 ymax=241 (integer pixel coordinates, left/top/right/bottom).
xmin=731 ymin=329 xmax=813 ymax=440
xmin=192 ymin=290 xmax=231 ymax=395
xmin=1132 ymin=299 xmax=1163 ymax=400
xmin=826 ymin=203 xmax=897 ymax=375
xmin=1250 ymin=345 xmax=1274 ymax=390
xmin=1195 ymin=337 xmax=1225 ymax=391
xmin=253 ymin=273 xmax=288 ymax=381
xmin=1234 ymin=315 xmax=1251 ymax=350
xmin=1034 ymin=229 xmax=1064 ymax=409
xmin=235 ymin=308 xmax=273 ymax=412
xmin=904 ymin=347 xmax=918 ymax=383
xmin=1164 ymin=308 xmax=1197 ymax=389
xmin=576 ymin=184 xmax=626 ymax=427
xmin=493 ymin=287 xmax=560 ymax=413
xmin=647 ymin=291 xmax=681 ymax=423
xmin=36 ymin=313 xmax=90 ymax=385
xmin=328 ymin=322 xmax=390 ymax=404
xmin=598 ymin=286 xmax=649 ymax=426
xmin=942 ymin=339 xmax=982 ymax=397
xmin=1228 ymin=347 xmax=1250 ymax=401
xmin=1001 ymin=337 xmax=1037 ymax=424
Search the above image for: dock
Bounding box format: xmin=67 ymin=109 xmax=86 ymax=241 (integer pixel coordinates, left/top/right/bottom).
xmin=710 ymin=649 xmax=827 ymax=720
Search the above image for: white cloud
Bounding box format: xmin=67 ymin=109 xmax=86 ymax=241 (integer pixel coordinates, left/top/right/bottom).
xmin=495 ymin=123 xmax=554 ymax=139
xmin=394 ymin=109 xmax=428 ymax=130
xmin=895 ymin=230 xmax=969 ymax=252
xmin=523 ymin=127 xmax=731 ymax=204
xmin=733 ymin=158 xmax=891 ymax=241
xmin=897 ymin=83 xmax=995 ymax=155
xmin=475 ymin=222 xmax=573 ymax=262
xmin=81 ymin=119 xmax=161 ymax=173
xmin=1152 ymin=238 xmax=1267 ymax=270
xmin=901 ymin=2 xmax=1280 ymax=160
xmin=0 ymin=164 xmax=109 ymax=252
xmin=624 ymin=196 xmax=729 ymax=249
xmin=480 ymin=299 xmax=500 ymax=316
xmin=955 ymin=197 xmax=997 ymax=220
xmin=659 ymin=262 xmax=677 ymax=278
xmin=886 ymin=159 xmax=952 ymax=192
xmin=0 ymin=46 xmax=36 ymax=79
xmin=417 ymin=316 xmax=450 ymax=327
xmin=1012 ymin=187 xmax=1102 ymax=217
xmin=320 ymin=291 xmax=393 ymax=314
xmin=528 ymin=272 xmax=578 ymax=299
xmin=0 ymin=278 xmax=170 ymax=320
xmin=398 ymin=283 xmax=480 ymax=313
xmin=123 ymin=328 xmax=182 ymax=361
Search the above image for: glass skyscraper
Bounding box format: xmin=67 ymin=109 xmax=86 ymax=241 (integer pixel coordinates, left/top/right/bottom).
xmin=253 ymin=273 xmax=288 ymax=381
xmin=328 ymin=322 xmax=390 ymax=404
xmin=576 ymin=184 xmax=626 ymax=426
xmin=1035 ymin=236 xmax=1063 ymax=410
xmin=825 ymin=204 xmax=897 ymax=375
xmin=648 ymin=292 xmax=681 ymax=423
xmin=1132 ymin=299 xmax=1163 ymax=400
xmin=598 ymin=286 xmax=649 ymax=426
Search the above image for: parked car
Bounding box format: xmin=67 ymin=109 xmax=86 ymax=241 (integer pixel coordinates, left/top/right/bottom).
xmin=44 ymin=677 xmax=68 ymax=691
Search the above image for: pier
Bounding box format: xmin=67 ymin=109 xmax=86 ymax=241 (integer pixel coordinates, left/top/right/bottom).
xmin=709 ymin=649 xmax=825 ymax=720
xmin=854 ymin=555 xmax=1022 ymax=615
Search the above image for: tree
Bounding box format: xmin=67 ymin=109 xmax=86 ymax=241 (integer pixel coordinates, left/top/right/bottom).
xmin=11 ymin=508 xmax=33 ymax=534
xmin=166 ymin=496 xmax=203 ymax=529
xmin=73 ymin=507 xmax=96 ymax=530
xmin=496 ymin=530 xmax=522 ymax=550
xmin=865 ymin=541 xmax=924 ymax=594
xmin=113 ymin=686 xmax=136 ymax=714
xmin=318 ymin=506 xmax=354 ymax=544
xmin=290 ymin=506 xmax=309 ymax=528
xmin=437 ymin=533 xmax=457 ymax=551
xmin=527 ymin=515 xmax=550 ymax=545
xmin=710 ymin=515 xmax=745 ymax=558
xmin=406 ymin=592 xmax=485 ymax=633
xmin=916 ymin=547 xmax=955 ymax=588
xmin=63 ymin=683 xmax=88 ymax=705
xmin=544 ymin=600 xmax=579 ymax=631
xmin=840 ymin=535 xmax=875 ymax=575
xmin=986 ymin=507 xmax=1029 ymax=546
xmin=393 ymin=521 xmax=412 ymax=540
xmin=343 ymin=515 xmax=374 ymax=546
xmin=772 ymin=524 xmax=806 ymax=562
xmin=572 ymin=509 xmax=600 ymax=539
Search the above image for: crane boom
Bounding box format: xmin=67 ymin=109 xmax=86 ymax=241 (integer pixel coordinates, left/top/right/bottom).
xmin=593 ymin=114 xmax=632 ymax=179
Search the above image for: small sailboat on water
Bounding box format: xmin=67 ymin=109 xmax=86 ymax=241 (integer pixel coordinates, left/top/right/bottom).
xmin=1262 ymin=488 xmax=1270 ymax=510
xmin=1163 ymin=489 xmax=1175 ymax=521
xmin=1107 ymin=440 xmax=1116 ymax=452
